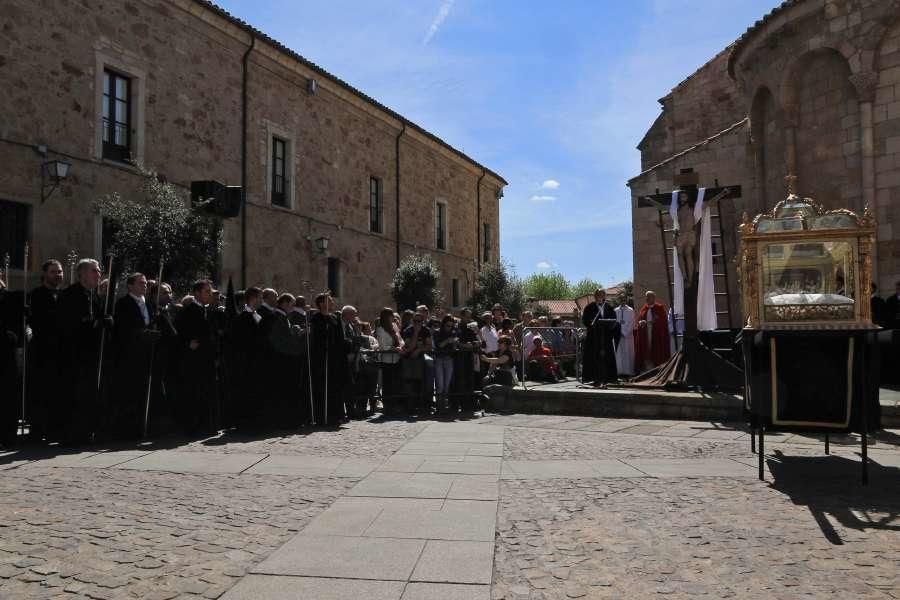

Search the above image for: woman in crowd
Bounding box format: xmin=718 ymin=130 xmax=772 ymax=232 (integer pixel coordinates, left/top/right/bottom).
xmin=375 ymin=308 xmax=403 ymax=415
xmin=433 ymin=315 xmax=458 ymax=412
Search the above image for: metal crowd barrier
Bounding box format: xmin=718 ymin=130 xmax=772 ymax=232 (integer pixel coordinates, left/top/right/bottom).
xmin=518 ymin=326 xmax=583 ymax=391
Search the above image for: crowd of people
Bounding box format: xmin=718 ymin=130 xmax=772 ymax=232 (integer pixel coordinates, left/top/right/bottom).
xmin=0 ymin=257 xmax=584 ymax=447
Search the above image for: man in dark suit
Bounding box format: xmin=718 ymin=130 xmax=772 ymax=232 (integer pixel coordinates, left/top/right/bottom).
xmin=581 ymin=288 xmax=619 ymax=387
xmin=175 ymin=279 xmax=215 ymax=435
xmin=27 ymin=259 xmax=64 ymax=441
xmin=111 ymin=273 xmax=158 ymax=439
xmin=58 ymin=258 xmax=111 ymax=444
xmin=270 ymin=293 xmax=304 ymax=426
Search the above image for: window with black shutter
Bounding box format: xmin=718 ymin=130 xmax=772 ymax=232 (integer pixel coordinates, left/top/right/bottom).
xmin=271 ymin=137 xmax=287 ymax=207
xmin=327 ymin=257 xmax=342 ymax=298
xmin=369 ymin=177 xmax=382 ymax=233
xmin=452 ymin=278 xmax=460 ymax=307
xmin=0 ymin=200 xmax=29 ymax=269
xmin=102 ymin=70 xmax=132 ymax=162
xmin=435 ymin=202 xmax=447 ymax=251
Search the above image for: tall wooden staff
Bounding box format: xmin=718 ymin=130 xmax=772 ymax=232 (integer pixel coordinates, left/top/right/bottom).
xmin=20 ymin=244 xmax=29 ymax=435
xmin=142 ymin=260 xmax=164 ymax=438
xmin=95 ymin=253 xmax=114 ymax=398
xmin=305 ymin=318 xmax=315 ymax=425
xmin=2 ymin=253 xmax=9 ymax=289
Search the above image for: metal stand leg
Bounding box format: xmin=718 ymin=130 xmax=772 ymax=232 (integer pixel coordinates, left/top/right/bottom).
xmin=861 ymin=427 xmax=868 ymax=486
xmin=758 ymin=425 xmax=765 ymax=481
xmin=824 ymin=434 xmax=830 ymax=455
xmin=750 ymin=428 xmax=756 ymax=454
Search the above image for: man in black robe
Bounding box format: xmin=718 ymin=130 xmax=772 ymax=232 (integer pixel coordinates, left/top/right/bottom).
xmin=175 ymin=279 xmax=216 ymax=435
xmin=309 ymin=293 xmax=346 ymax=426
xmin=228 ymin=286 xmax=263 ymax=428
xmin=0 ymin=278 xmax=20 ymax=447
xmin=111 ymin=273 xmax=158 ymax=439
xmin=58 ymin=258 xmax=111 ymax=444
xmin=147 ymin=281 xmax=178 ymax=432
xmin=581 ymin=288 xmax=619 ymax=387
xmin=270 ymin=293 xmax=304 ymax=426
xmin=27 ymin=259 xmax=64 ymax=441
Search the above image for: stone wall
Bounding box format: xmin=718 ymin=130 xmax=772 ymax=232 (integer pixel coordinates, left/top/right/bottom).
xmin=0 ymin=0 xmax=503 ymax=320
xmin=632 ymin=0 xmax=900 ymax=321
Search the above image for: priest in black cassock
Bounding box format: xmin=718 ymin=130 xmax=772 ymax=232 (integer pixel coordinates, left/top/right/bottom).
xmin=58 ymin=258 xmax=111 ymax=444
xmin=581 ymin=288 xmax=619 ymax=387
xmin=309 ymin=292 xmax=346 ymax=426
xmin=175 ymin=279 xmax=216 ymax=435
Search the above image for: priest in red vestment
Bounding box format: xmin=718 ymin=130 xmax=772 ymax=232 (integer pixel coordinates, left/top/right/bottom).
xmin=633 ymin=291 xmax=670 ymax=373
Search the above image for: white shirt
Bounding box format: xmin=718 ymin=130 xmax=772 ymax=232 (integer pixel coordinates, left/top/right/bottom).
xmin=481 ymin=324 xmax=499 ymax=353
xmin=244 ymin=304 xmax=261 ymax=323
xmin=130 ymin=293 xmax=149 ymax=326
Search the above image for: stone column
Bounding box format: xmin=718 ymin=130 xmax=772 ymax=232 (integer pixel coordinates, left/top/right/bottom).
xmin=781 ymin=103 xmax=799 ymax=193
xmin=850 ymin=71 xmax=879 ymax=279
xmin=850 ymin=71 xmax=878 ymax=210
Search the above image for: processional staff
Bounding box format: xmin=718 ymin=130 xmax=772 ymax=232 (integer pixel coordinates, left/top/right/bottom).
xmin=143 ymin=260 xmax=164 ymax=438
xmin=20 ymin=243 xmax=30 ymax=435
xmin=95 ymin=253 xmax=114 ymax=398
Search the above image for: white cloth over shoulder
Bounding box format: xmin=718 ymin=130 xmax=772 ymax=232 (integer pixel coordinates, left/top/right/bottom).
xmin=614 ymin=304 xmax=635 ymax=376
xmin=695 ymin=187 xmax=718 ymax=331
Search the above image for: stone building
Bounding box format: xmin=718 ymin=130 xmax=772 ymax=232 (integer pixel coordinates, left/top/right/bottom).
xmin=628 ymin=0 xmax=900 ymax=327
xmin=0 ymin=0 xmax=505 ymax=319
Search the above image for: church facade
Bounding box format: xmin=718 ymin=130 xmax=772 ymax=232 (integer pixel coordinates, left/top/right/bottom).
xmin=0 ymin=0 xmax=505 ymax=319
xmin=628 ymin=0 xmax=900 ymax=326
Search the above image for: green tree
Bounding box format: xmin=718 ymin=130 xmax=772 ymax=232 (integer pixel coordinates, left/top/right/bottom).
xmin=571 ymin=277 xmax=604 ymax=298
xmin=523 ymin=271 xmax=572 ymax=300
xmin=391 ymin=253 xmax=442 ymax=311
xmin=468 ymin=259 xmax=527 ymax=317
xmin=94 ymin=163 xmax=223 ymax=293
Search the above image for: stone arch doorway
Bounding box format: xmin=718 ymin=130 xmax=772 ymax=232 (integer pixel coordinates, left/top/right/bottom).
xmin=750 ymin=86 xmax=784 ymax=213
xmin=782 ymin=48 xmax=862 ymax=211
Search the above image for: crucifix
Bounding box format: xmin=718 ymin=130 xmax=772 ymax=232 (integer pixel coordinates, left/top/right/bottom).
xmin=633 ymin=169 xmax=743 ymax=389
xmin=636 ymin=170 xmax=741 ymax=337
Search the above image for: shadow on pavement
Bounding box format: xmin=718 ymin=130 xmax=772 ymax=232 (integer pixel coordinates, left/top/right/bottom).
xmin=767 ymin=449 xmax=900 ymax=544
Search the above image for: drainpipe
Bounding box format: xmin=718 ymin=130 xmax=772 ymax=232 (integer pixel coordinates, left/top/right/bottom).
xmin=476 ymin=169 xmax=485 ymax=271
xmin=395 ymin=122 xmax=406 ymax=268
xmin=240 ymin=35 xmax=256 ymax=287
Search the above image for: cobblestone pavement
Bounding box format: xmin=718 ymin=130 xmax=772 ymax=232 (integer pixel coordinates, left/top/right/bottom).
xmin=494 ymin=475 xmax=900 ymax=599
xmin=0 ymin=467 xmax=354 ymax=599
xmin=180 ymin=419 xmax=427 ymax=458
xmin=1 ymin=412 xmax=898 ymax=599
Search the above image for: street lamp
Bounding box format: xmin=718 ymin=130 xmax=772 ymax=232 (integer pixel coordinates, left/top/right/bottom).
xmin=315 ymin=236 xmax=329 ymax=254
xmin=41 ymin=159 xmax=72 ymax=203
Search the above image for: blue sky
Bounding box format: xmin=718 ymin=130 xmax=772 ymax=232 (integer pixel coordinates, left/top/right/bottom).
xmin=216 ymin=0 xmax=781 ymax=286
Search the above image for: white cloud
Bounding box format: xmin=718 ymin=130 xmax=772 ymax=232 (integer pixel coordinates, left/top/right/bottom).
xmin=423 ymin=0 xmax=455 ymax=45
xmin=536 ymin=261 xmax=553 ymax=269
xmin=541 ymin=179 xmax=560 ymax=190
xmin=529 ymin=194 xmax=556 ymax=203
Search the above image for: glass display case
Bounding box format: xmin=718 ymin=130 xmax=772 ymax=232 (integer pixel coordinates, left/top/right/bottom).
xmin=738 ymin=194 xmax=876 ymax=330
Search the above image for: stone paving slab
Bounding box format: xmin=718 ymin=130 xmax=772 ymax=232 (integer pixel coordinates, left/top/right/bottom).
xmin=222 ymin=575 xmax=406 ymax=600
xmin=348 ymin=472 xmax=497 ymax=500
xmin=415 ymin=456 xmax=501 ymax=476
xmin=502 ymin=459 xmax=644 ymax=480
xmin=624 ymin=457 xmax=757 ymax=477
xmin=397 ymin=442 xmax=503 ymax=457
xmin=243 ymin=455 xmax=381 ymax=478
xmin=401 ymin=582 xmax=491 ymax=600
xmin=410 ymin=540 xmax=494 ymax=584
xmin=253 ymin=535 xmax=425 ymax=581
xmin=302 ymin=497 xmax=444 ymax=537
xmin=113 ymin=449 xmax=266 ymax=474
xmin=363 ymin=499 xmax=498 ymax=541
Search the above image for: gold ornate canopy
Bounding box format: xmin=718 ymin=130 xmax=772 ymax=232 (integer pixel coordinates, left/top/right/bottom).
xmin=738 ymin=183 xmax=876 ymax=330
